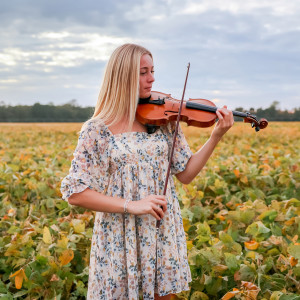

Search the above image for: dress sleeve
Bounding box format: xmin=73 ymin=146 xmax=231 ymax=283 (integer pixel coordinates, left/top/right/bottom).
xmin=164 ymin=122 xmax=193 ymax=175
xmin=60 ymin=120 xmax=110 ymax=201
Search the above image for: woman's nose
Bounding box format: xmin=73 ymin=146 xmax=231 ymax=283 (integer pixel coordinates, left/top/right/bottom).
xmin=148 ymin=73 xmax=155 ymax=82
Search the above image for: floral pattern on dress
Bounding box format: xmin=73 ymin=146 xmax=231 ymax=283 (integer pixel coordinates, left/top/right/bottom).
xmin=61 ymin=118 xmax=193 ymax=300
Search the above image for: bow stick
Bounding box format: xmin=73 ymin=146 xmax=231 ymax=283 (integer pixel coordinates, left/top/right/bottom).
xmin=157 ymin=62 xmax=190 ymax=228
xmin=154 ymin=63 xmax=190 ymax=292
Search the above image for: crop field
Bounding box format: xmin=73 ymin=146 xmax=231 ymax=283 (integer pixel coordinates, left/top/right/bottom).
xmin=0 ymin=122 xmax=299 ymax=299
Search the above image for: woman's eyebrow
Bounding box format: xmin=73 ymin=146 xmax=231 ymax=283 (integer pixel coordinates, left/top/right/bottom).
xmin=140 ymin=66 xmax=154 ymax=70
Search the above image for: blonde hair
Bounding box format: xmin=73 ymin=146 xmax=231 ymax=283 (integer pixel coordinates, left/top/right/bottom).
xmin=92 ymin=43 xmax=152 ymax=130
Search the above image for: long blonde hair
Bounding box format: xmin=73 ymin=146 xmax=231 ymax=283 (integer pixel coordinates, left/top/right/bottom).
xmin=92 ymin=43 xmax=152 ymax=130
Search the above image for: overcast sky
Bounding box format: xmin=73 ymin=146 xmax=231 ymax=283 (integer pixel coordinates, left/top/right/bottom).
xmin=0 ymin=0 xmax=299 ymax=110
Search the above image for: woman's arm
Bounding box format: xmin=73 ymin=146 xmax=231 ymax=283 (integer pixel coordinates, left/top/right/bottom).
xmin=68 ymin=188 xmax=168 ymax=220
xmin=176 ymin=106 xmax=234 ymax=184
xmin=68 ymin=188 xmax=125 ymax=213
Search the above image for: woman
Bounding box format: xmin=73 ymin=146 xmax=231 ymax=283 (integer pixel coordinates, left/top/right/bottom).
xmin=61 ymin=43 xmax=234 ymax=300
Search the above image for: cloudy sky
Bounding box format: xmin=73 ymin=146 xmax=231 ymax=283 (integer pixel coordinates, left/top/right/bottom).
xmin=0 ymin=0 xmax=299 ymax=110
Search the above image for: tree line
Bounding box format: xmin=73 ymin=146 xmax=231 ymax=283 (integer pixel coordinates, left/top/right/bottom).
xmin=0 ymin=100 xmax=299 ymax=122
xmin=0 ymin=100 xmax=94 ymax=122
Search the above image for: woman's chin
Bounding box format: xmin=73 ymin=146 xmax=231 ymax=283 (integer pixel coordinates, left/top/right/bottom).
xmin=140 ymin=91 xmax=151 ymax=99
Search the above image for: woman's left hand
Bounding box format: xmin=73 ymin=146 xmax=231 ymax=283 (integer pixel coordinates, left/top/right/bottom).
xmin=211 ymin=106 xmax=234 ymax=140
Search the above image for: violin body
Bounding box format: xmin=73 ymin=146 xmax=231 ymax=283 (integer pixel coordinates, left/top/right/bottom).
xmin=136 ymin=91 xmax=268 ymax=132
xmin=137 ymin=91 xmax=218 ymax=128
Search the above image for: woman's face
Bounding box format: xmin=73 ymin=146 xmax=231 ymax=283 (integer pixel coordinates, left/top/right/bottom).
xmin=139 ymin=54 xmax=155 ymax=98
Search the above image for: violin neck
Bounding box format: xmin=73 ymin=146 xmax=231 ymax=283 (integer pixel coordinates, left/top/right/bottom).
xmin=185 ymin=101 xmax=248 ymax=118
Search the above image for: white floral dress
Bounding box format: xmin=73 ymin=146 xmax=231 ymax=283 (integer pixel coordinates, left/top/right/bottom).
xmin=61 ymin=118 xmax=192 ymax=300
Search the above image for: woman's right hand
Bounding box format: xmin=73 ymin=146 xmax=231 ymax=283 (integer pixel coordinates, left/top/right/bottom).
xmin=126 ymin=195 xmax=167 ymax=220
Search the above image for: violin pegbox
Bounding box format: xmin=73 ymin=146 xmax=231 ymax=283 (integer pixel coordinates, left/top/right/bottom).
xmin=243 ymin=113 xmax=268 ymax=132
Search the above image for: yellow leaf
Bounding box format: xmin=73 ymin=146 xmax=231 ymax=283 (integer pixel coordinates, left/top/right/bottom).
xmin=217 ymin=215 xmax=226 ymax=221
xmin=186 ymin=240 xmax=193 ymax=250
xmin=10 ymin=269 xmax=27 ymax=289
xmin=197 ymin=190 xmax=204 ymax=199
xmin=240 ymin=175 xmax=248 ymax=184
xmin=59 ymin=249 xmax=74 ymax=266
xmin=259 ymin=164 xmax=271 ymax=171
xmin=234 ymin=147 xmax=241 ymax=155
xmin=214 ymin=178 xmax=226 ymax=189
xmin=245 ymin=251 xmax=256 ymax=260
xmin=57 ymin=235 xmax=69 ymax=249
xmin=43 ymin=226 xmax=52 ymax=244
xmin=22 ymin=169 xmax=31 ymax=175
xmin=241 ymin=281 xmax=260 ymax=290
xmin=39 ymin=245 xmax=51 ymax=257
xmin=15 ymin=272 xmax=24 ymax=289
xmin=7 ymin=208 xmax=16 ymax=216
xmin=273 ymin=160 xmax=280 ymax=167
xmin=241 ymin=281 xmax=260 ymax=299
xmin=233 ymin=169 xmax=240 ymax=178
xmin=245 ymin=240 xmax=259 ymax=250
xmin=9 ymin=269 xmax=22 ymax=278
xmin=221 ymin=289 xmax=241 ymax=300
xmin=182 ymin=196 xmax=190 ymax=207
xmin=182 ymin=218 xmax=191 ymax=232
xmin=292 ymin=235 xmax=299 ymax=244
xmin=72 ymin=219 xmax=85 ymax=233
xmin=289 ymin=256 xmax=298 ymax=267
xmin=285 ymin=217 xmax=295 ymax=226
xmin=213 ymin=264 xmax=228 ymax=273
xmin=49 ymin=260 xmax=58 ymax=271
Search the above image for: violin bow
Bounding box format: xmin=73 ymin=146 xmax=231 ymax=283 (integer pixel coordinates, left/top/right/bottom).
xmin=156 ymin=62 xmax=190 ymax=228
xmin=154 ymin=63 xmax=190 ymax=291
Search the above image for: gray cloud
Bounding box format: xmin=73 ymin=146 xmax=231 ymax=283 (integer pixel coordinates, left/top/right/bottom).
xmin=0 ymin=0 xmax=299 ymax=109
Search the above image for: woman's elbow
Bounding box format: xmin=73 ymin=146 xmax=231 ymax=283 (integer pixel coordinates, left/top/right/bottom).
xmin=181 ymin=178 xmax=193 ymax=185
xmin=175 ymin=172 xmax=193 ymax=185
xmin=68 ymin=194 xmax=78 ymax=205
xmin=68 ymin=192 xmax=84 ymax=206
xmin=68 ymin=188 xmax=91 ymax=205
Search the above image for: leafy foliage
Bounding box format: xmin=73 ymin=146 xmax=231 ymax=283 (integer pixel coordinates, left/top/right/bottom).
xmin=175 ymin=122 xmax=300 ymax=300
xmin=0 ymin=122 xmax=299 ymax=299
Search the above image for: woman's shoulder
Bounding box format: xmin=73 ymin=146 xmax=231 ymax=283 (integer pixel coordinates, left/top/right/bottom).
xmin=80 ymin=117 xmax=111 ymax=140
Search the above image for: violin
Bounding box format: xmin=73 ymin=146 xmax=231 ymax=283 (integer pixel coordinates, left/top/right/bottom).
xmin=136 ymin=91 xmax=268 ymax=132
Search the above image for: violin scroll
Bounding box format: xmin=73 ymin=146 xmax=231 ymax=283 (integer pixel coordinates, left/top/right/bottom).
xmin=243 ymin=113 xmax=268 ymax=132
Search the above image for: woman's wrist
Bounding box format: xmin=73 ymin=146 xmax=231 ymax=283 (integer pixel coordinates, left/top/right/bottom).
xmin=209 ymin=132 xmax=222 ymax=145
xmin=124 ymin=198 xmax=130 ymax=213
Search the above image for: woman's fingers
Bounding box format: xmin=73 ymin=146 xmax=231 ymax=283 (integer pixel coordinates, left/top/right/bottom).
xmin=215 ymin=110 xmax=223 ymax=121
xmin=154 ymin=199 xmax=167 ymax=212
xmin=147 ymin=195 xmax=167 ymax=219
xmin=216 ymin=106 xmax=234 ymax=127
xmin=152 ymin=195 xmax=166 ymax=202
xmin=212 ymin=106 xmax=234 ymax=139
xmin=152 ymin=204 xmax=164 ymax=220
xmin=130 ymin=194 xmax=168 ymax=220
xmin=151 ymin=209 xmax=161 ymax=220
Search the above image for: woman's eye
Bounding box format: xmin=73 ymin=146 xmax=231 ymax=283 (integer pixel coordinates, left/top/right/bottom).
xmin=140 ymin=70 xmax=154 ymax=76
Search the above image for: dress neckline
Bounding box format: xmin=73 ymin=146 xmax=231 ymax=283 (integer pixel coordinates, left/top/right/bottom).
xmin=102 ymin=121 xmax=152 ymax=137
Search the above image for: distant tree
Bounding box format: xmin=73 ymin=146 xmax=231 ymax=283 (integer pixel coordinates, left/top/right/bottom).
xmin=0 ymin=100 xmax=299 ymax=122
